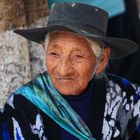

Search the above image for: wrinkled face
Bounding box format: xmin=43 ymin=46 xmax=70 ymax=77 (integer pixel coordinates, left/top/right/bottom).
xmin=45 ymin=31 xmax=97 ymax=95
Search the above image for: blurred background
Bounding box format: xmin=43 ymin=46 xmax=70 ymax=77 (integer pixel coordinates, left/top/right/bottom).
xmin=0 ymin=0 xmax=140 ymax=109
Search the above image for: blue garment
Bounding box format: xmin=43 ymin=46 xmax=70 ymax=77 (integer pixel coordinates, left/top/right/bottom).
xmin=60 ymin=80 xmax=94 ymax=140
xmin=15 ymin=72 xmax=95 ymax=140
xmin=48 ymin=0 xmax=125 ymax=17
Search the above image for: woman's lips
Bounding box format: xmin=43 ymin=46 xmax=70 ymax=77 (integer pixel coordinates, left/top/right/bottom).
xmin=56 ymin=77 xmax=76 ymax=82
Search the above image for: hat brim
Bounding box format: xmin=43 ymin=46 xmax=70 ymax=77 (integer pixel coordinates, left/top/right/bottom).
xmin=14 ymin=25 xmax=138 ymax=60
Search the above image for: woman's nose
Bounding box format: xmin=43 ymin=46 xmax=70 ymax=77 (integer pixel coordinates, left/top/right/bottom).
xmin=57 ymin=59 xmax=72 ymax=76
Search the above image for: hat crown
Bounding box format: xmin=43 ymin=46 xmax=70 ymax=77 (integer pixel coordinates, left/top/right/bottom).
xmin=48 ymin=2 xmax=109 ymax=35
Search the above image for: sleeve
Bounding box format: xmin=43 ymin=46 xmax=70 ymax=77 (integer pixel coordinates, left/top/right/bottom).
xmin=0 ymin=93 xmax=48 ymax=140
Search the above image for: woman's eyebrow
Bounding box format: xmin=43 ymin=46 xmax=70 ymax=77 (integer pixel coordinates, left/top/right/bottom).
xmin=48 ymin=44 xmax=60 ymax=50
xmin=73 ymin=48 xmax=90 ymax=54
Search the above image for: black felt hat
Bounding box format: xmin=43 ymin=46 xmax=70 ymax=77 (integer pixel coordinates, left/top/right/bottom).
xmin=14 ymin=2 xmax=138 ymax=59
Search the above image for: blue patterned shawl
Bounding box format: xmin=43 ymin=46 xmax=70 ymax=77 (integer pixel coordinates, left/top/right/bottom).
xmin=15 ymin=72 xmax=96 ymax=140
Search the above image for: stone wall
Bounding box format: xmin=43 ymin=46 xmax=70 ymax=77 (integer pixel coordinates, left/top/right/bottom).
xmin=0 ymin=0 xmax=26 ymax=32
xmin=0 ymin=31 xmax=31 ymax=107
xmin=0 ymin=0 xmax=48 ymax=108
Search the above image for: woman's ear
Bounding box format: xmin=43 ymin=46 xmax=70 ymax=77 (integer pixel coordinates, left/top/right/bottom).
xmin=95 ymin=48 xmax=111 ymax=74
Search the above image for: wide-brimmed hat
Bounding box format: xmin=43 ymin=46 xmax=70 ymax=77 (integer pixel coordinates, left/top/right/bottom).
xmin=14 ymin=2 xmax=138 ymax=59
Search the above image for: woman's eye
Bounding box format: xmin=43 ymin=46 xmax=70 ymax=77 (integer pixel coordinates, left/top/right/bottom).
xmin=49 ymin=52 xmax=59 ymax=57
xmin=75 ymin=55 xmax=84 ymax=58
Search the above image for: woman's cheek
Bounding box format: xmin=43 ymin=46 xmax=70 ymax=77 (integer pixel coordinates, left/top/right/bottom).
xmin=45 ymin=56 xmax=59 ymax=70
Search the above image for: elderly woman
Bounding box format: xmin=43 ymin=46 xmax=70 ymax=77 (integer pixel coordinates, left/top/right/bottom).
xmin=1 ymin=2 xmax=140 ymax=140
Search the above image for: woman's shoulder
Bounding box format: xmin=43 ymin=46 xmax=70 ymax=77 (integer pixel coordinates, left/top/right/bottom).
xmin=3 ymin=93 xmax=38 ymax=115
xmin=3 ymin=71 xmax=48 ymax=114
xmin=106 ymin=73 xmax=140 ymax=117
xmin=3 ymin=73 xmax=48 ymax=109
xmin=104 ymin=74 xmax=140 ymax=113
xmin=107 ymin=73 xmax=140 ymax=98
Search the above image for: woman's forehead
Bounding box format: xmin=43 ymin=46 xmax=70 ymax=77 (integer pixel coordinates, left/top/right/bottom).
xmin=48 ymin=31 xmax=101 ymax=49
